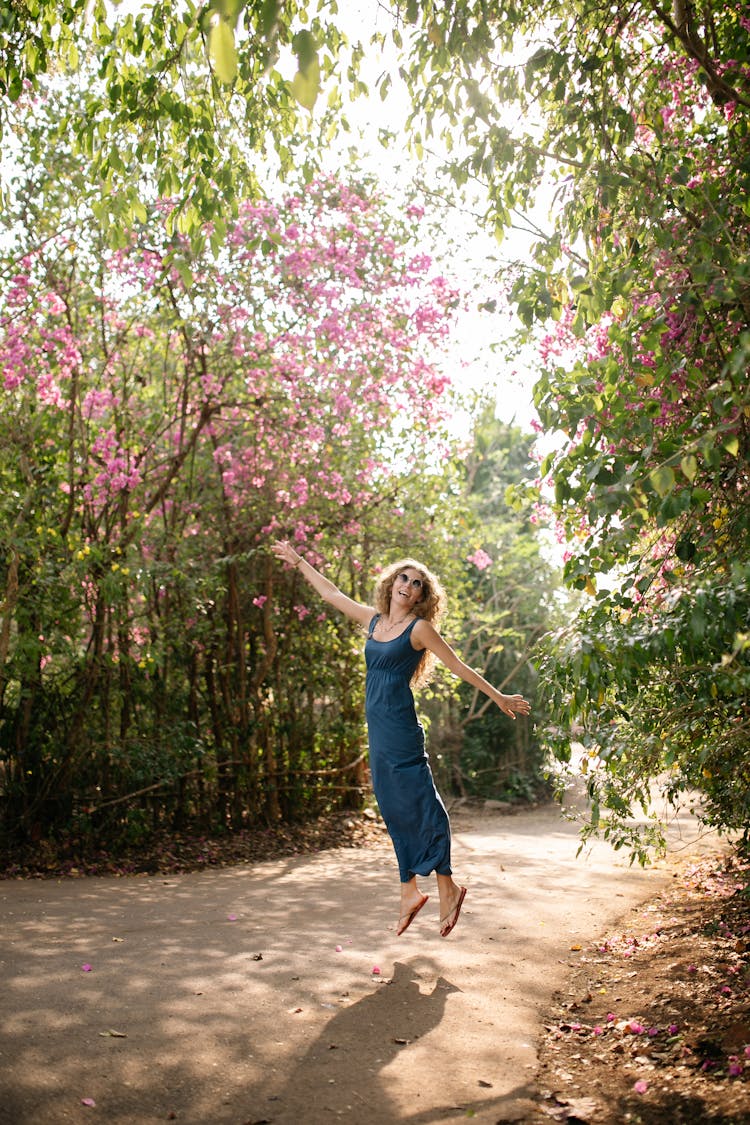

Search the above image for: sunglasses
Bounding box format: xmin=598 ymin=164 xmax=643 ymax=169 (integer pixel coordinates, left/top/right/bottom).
xmin=396 ymin=572 xmax=424 ymax=590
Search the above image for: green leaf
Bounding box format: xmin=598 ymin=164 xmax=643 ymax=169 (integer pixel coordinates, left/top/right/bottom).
xmin=675 ymin=538 xmax=697 ymax=563
xmin=680 ymin=454 xmax=698 ymax=482
xmin=292 ymin=28 xmax=318 ymax=73
xmin=723 ymin=436 xmax=739 ymax=456
xmin=291 ymin=30 xmax=320 ymax=112
xmin=259 ymin=0 xmax=282 ymax=38
xmin=649 ymin=467 xmax=675 ymax=498
xmin=208 ymin=19 xmax=238 ymax=84
xmin=691 ymin=487 xmax=711 ymax=506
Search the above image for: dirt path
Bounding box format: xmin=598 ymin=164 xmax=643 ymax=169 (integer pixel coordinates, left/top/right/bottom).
xmin=0 ymin=801 xmax=722 ymax=1125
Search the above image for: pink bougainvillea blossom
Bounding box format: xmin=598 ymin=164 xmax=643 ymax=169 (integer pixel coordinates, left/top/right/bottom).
xmin=467 ymin=548 xmax=493 ymax=571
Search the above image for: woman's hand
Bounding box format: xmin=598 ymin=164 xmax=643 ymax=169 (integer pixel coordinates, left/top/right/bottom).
xmin=497 ymin=693 xmax=531 ymax=720
xmin=271 ymin=539 xmax=302 ymax=568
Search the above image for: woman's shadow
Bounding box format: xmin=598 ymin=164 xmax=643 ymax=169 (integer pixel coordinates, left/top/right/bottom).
xmin=255 ymin=960 xmax=462 ymax=1123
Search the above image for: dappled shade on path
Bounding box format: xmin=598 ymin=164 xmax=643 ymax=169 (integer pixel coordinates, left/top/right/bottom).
xmin=0 ymin=801 xmax=720 ymax=1124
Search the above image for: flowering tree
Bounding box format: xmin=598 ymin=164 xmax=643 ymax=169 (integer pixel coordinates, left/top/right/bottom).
xmin=0 ymin=155 xmax=463 ymax=847
xmin=519 ymin=11 xmax=750 ymax=854
xmin=8 ymin=0 xmax=747 ymax=855
xmin=377 ymin=0 xmax=750 ymax=852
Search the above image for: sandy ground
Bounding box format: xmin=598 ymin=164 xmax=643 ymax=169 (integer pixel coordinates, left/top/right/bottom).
xmin=0 ymin=800 xmax=723 ymax=1125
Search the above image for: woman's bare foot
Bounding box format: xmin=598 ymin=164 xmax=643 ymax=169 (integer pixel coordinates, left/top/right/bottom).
xmin=397 ymin=878 xmax=429 ymax=936
xmin=436 ymin=875 xmax=467 ymax=938
xmin=396 ymin=894 xmax=429 ymax=936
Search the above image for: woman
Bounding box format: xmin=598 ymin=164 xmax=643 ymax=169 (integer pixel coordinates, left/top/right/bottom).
xmin=270 ymin=540 xmax=531 ymax=939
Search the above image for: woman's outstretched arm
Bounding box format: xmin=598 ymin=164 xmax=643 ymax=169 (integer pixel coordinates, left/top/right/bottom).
xmin=271 ymin=539 xmax=374 ymax=628
xmin=412 ymin=619 xmax=531 ymax=720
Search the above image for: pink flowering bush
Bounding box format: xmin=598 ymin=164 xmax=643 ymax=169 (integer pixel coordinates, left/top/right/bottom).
xmin=496 ymin=3 xmax=750 ymax=856
xmin=0 ymin=174 xmax=463 ymax=845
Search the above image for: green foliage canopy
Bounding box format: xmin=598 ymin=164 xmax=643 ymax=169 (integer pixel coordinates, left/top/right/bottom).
xmin=0 ymin=106 xmax=469 ymax=847
xmin=379 ymin=0 xmax=750 ymax=850
xmin=0 ymin=0 xmax=349 ymax=241
xmin=444 ymin=408 xmax=556 ymax=803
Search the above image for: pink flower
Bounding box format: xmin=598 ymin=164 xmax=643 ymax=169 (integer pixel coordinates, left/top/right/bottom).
xmin=252 ymin=595 xmax=268 ymax=608
xmin=467 ymin=548 xmax=493 ymax=571
xmin=45 ymin=292 xmax=66 ymax=315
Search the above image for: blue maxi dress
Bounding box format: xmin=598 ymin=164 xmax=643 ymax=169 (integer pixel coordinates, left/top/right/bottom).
xmin=364 ymin=614 xmax=452 ymax=883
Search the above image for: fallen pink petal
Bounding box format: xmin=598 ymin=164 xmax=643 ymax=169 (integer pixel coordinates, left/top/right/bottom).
xmin=81 ymin=1098 xmax=96 ymax=1108
xmin=227 ymin=914 xmax=237 ymax=921
xmin=633 ymin=1080 xmax=648 ymax=1095
xmin=335 ymin=945 xmax=343 ymax=952
xmin=371 ymin=966 xmax=381 ymax=975
xmin=81 ymin=964 xmax=92 ymax=972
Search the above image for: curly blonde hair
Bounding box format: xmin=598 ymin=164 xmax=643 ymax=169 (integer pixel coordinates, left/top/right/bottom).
xmin=373 ymin=558 xmax=447 ymax=689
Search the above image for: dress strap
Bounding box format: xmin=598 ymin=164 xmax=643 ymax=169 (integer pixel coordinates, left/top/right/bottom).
xmin=367 ymin=613 xmax=380 ymax=639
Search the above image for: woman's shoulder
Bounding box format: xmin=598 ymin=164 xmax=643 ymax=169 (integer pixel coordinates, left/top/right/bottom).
xmin=410 ymin=616 xmax=439 ymax=649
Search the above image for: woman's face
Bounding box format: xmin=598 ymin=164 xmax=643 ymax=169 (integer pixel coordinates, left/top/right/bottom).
xmin=390 ymin=567 xmax=426 ymax=612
